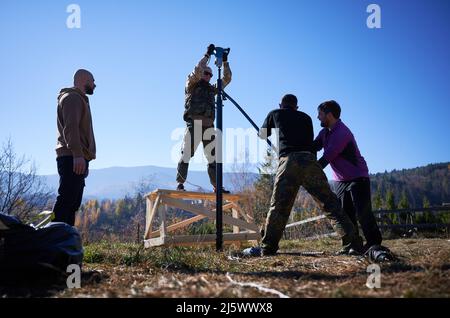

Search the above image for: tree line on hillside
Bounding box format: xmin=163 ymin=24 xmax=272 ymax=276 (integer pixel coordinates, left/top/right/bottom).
xmin=1 ymin=139 xmax=448 ymax=242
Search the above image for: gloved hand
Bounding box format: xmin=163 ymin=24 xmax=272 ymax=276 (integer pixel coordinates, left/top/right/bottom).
xmin=206 ymin=44 xmax=215 ymax=56
xmin=223 ymin=50 xmax=229 ymax=62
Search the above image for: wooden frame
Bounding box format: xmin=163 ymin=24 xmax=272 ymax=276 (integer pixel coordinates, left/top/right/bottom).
xmin=144 ymin=189 xmax=260 ymax=248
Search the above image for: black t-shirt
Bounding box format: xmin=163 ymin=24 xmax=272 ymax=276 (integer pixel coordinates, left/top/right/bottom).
xmin=260 ymin=108 xmax=314 ymax=157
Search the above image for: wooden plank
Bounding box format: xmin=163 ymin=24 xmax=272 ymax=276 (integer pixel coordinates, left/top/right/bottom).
xmin=161 ymin=196 xmax=259 ymax=232
xmin=159 ymin=203 xmax=167 ymax=240
xmin=144 ymin=237 xmax=165 ymax=248
xmin=146 ymin=189 xmax=243 ymax=202
xmin=303 ymin=232 xmax=338 ymax=240
xmin=144 ymin=197 xmax=153 ymax=238
xmin=153 ymin=240 xmax=249 ymax=247
xmin=238 ymin=198 xmax=255 ymax=221
xmin=378 ymin=223 xmax=450 ymax=229
xmin=232 ymin=208 xmax=239 ymax=234
xmin=212 ymin=202 xmax=235 ymax=212
xmin=372 ymin=207 xmax=450 ymax=215
xmin=232 ymin=203 xmax=253 ymax=223
xmin=144 ymin=195 xmax=161 ymax=239
xmin=145 ymin=233 xmax=260 ymax=247
xmin=149 ymin=215 xmax=206 ymax=238
xmin=164 ymin=232 xmax=261 ymax=244
xmin=285 ymin=215 xmax=327 ymax=229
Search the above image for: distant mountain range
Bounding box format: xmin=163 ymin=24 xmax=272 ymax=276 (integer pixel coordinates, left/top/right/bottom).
xmin=42 ymin=162 xmax=449 ymax=206
xmin=42 ymin=165 xmax=258 ymax=200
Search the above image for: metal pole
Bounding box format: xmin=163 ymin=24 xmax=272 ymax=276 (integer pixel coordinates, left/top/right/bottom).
xmin=222 ymin=91 xmax=277 ymax=151
xmin=215 ymin=67 xmax=223 ymax=252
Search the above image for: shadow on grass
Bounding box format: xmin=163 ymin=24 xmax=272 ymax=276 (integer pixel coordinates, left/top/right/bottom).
xmin=278 ymin=252 xmax=327 ymax=257
xmin=159 ymin=264 xmax=359 ymax=282
xmin=0 ymin=268 xmax=106 ymax=298
xmin=381 ymin=262 xmax=425 ymax=274
xmin=237 ymin=270 xmax=352 ymax=281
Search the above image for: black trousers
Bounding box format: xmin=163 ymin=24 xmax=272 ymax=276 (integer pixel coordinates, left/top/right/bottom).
xmin=333 ymin=177 xmax=382 ymax=247
xmin=52 ymin=156 xmax=88 ymax=226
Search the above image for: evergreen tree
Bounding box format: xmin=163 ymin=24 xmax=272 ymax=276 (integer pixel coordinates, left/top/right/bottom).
xmin=386 ymin=190 xmax=397 ymax=210
xmin=386 ymin=189 xmax=397 ymax=224
xmin=398 ymin=190 xmax=410 ymax=224
xmin=373 ymin=189 xmax=384 ymax=210
xmin=253 ymin=149 xmax=277 ymax=225
xmin=399 ymin=190 xmax=410 ymax=209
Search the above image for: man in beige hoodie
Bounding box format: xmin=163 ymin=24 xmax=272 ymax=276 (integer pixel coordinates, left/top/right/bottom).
xmin=52 ymin=69 xmax=96 ymax=226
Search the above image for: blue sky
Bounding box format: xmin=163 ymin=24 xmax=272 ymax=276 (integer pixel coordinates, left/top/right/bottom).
xmin=0 ymin=0 xmax=449 ymax=178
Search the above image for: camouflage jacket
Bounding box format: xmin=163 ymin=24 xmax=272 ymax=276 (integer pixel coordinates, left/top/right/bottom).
xmin=183 ymin=55 xmax=232 ymax=125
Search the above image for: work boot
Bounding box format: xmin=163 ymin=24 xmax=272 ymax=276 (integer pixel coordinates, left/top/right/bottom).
xmin=336 ymin=246 xmax=362 ymax=256
xmin=214 ymin=187 xmax=231 ymax=194
xmin=362 ymin=242 xmax=382 ymax=254
xmin=336 ymin=236 xmax=364 ymax=256
xmin=242 ymin=246 xmax=277 ymax=257
xmin=176 ymin=183 xmax=186 ymax=191
xmin=364 ymin=245 xmax=395 ymax=263
xmin=242 ymin=246 xmax=262 ymax=257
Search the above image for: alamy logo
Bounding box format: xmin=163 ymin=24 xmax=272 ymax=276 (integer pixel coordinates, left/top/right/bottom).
xmin=366 ymin=264 xmax=381 ymax=289
xmin=66 ymin=4 xmax=81 ymax=29
xmin=171 ymin=123 xmax=279 ymax=166
xmin=367 ymin=4 xmax=382 ymax=29
xmin=66 ymin=264 xmax=81 ymax=289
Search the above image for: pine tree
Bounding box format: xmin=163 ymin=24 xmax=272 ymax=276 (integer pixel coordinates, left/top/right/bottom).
xmin=386 ymin=189 xmax=397 ymax=224
xmin=386 ymin=190 xmax=397 ymax=210
xmin=373 ymin=189 xmax=384 ymax=210
xmin=398 ymin=190 xmax=410 ymax=224
xmin=253 ymin=149 xmax=278 ymax=225
xmin=399 ymin=190 xmax=410 ymax=209
xmin=421 ymin=195 xmax=433 ymax=224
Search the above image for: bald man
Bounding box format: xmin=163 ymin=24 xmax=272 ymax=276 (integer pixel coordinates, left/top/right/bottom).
xmin=52 ymin=69 xmax=97 ymax=226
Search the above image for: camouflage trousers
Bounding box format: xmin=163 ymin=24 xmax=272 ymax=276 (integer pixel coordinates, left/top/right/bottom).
xmin=261 ymin=152 xmax=357 ymax=254
xmin=176 ymin=120 xmax=217 ymax=187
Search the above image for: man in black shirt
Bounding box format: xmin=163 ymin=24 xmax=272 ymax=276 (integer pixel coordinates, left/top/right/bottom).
xmin=244 ymin=94 xmax=359 ymax=256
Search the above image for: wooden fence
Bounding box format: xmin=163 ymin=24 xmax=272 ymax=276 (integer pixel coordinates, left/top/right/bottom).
xmin=284 ymin=206 xmax=450 ymax=240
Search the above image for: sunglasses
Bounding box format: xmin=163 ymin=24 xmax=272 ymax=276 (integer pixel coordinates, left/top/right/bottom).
xmin=204 ymin=71 xmax=213 ymax=77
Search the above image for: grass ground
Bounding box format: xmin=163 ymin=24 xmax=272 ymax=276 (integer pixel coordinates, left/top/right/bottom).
xmin=48 ymin=238 xmax=450 ymax=298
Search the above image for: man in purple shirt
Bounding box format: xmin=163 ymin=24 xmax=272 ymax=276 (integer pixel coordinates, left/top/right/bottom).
xmin=314 ymin=100 xmax=382 ymax=252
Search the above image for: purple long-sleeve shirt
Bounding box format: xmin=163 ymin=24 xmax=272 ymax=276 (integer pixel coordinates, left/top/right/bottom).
xmin=314 ymin=119 xmax=369 ymax=182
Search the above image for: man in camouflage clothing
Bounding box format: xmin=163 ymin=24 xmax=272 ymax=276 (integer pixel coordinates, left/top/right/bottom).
xmin=243 ymin=94 xmax=361 ymax=256
xmin=176 ymin=44 xmax=232 ymax=192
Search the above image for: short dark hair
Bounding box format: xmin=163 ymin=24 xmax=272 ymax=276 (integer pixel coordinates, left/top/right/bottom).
xmin=318 ymin=100 xmax=341 ymax=119
xmin=281 ymin=94 xmax=298 ymax=109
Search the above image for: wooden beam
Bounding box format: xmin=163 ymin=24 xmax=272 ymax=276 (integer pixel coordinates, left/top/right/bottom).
xmin=144 ymin=194 xmax=161 ymax=239
xmin=161 ymin=196 xmax=259 ymax=232
xmin=145 ymin=197 xmax=153 ymax=238
xmin=146 ymin=189 xmax=243 ymax=202
xmin=379 ymin=223 xmax=450 ymax=229
xmin=144 ymin=236 xmax=258 ymax=248
xmin=232 ymin=203 xmax=253 ymax=223
xmin=372 ymin=206 xmax=450 ymax=215
xmin=159 ymin=203 xmax=167 ymax=240
xmin=144 ymin=236 xmax=165 ymax=248
xmin=285 ymin=215 xmax=327 ymax=229
xmin=163 ymin=232 xmax=261 ymax=244
xmin=232 ymin=208 xmax=240 ymax=234
xmin=149 ymin=214 xmax=206 ymax=238
xmin=212 ymin=202 xmax=235 ymax=212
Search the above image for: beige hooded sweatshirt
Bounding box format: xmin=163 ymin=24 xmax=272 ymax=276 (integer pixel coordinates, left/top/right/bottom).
xmin=56 ymin=87 xmax=96 ymax=161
